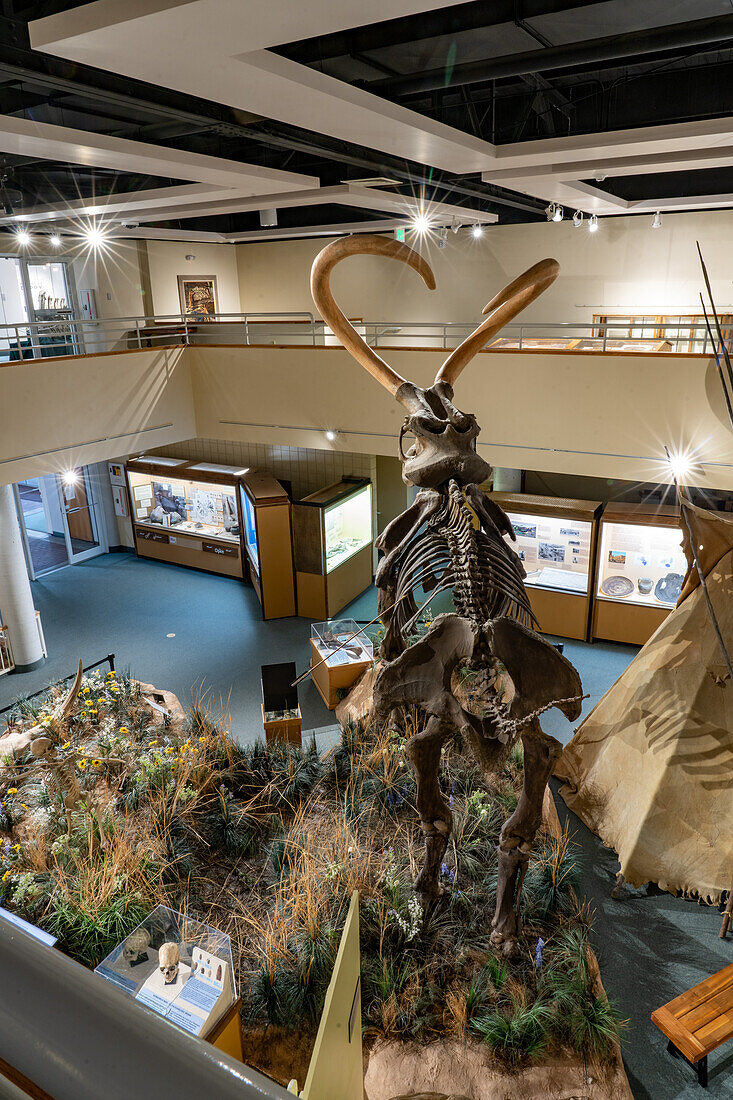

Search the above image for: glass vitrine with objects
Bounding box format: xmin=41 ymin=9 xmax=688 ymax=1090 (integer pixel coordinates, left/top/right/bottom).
xmin=489 ymin=492 xmax=603 ymax=640
xmin=309 ymin=619 xmax=374 ymax=710
xmin=593 ymin=502 xmax=686 ymax=644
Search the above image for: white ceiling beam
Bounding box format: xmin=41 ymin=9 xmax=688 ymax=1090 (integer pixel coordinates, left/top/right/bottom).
xmin=224 ymin=219 xmax=406 ymax=242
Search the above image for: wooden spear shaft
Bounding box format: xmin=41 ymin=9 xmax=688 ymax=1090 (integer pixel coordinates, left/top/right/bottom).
xmin=721 ymin=875 xmax=733 ymax=939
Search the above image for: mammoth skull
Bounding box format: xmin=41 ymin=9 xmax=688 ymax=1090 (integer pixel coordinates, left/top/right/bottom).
xmin=311 ymin=236 xmax=558 ymax=490
xmin=159 ymin=941 xmax=180 ymax=984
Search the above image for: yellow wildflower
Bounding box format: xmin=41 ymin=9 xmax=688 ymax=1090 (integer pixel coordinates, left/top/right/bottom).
xmin=164 ymin=746 xmax=174 ymax=755
xmin=20 ymin=803 xmax=28 ymax=810
xmin=92 ymin=760 xmax=101 ymax=768
xmin=83 ymin=687 xmax=90 ymax=694
xmin=7 ymin=788 xmax=17 ymax=795
xmin=2 ymin=870 xmax=10 ymax=881
xmin=78 ymin=759 xmax=87 ymax=770
xmin=11 ymin=844 xmax=20 ymax=853
xmin=149 ymin=740 xmax=158 ymax=747
xmin=61 ymin=741 xmax=71 ymax=749
xmin=198 ymin=736 xmax=206 ymax=743
xmin=119 ymin=727 xmax=129 ymax=734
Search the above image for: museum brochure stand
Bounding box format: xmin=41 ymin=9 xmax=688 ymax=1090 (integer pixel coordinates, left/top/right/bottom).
xmin=293 ymin=477 xmax=373 ymax=619
xmin=309 ymin=619 xmax=373 ymax=710
xmin=489 ymin=492 xmax=602 ymax=640
xmin=95 ymin=905 xmax=242 ymax=1061
xmin=260 ymin=661 xmax=302 ymax=744
xmin=238 ymin=471 xmax=296 ymax=619
xmin=126 ymin=457 xmax=247 ymax=579
xmin=591 ymin=501 xmax=685 ymax=645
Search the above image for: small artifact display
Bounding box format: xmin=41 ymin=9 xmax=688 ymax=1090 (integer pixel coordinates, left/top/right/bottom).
xmin=502 ymin=511 xmax=592 ymax=594
xmin=312 ymin=620 xmax=373 ymax=668
xmin=312 ymin=236 xmax=583 ymax=955
xmin=96 ymin=905 xmax=235 ymax=1038
xmin=323 ymin=484 xmax=372 ymax=572
xmin=596 ymin=519 xmax=686 ymax=608
xmin=600 ymin=575 xmax=634 ymax=598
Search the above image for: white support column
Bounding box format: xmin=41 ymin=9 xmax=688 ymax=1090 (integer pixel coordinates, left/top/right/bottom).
xmin=0 ymin=483 xmax=45 ymax=671
xmin=493 ymin=467 xmax=522 ymax=492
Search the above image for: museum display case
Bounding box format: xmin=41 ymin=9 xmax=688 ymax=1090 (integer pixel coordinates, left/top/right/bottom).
xmin=238 ymin=471 xmax=296 ymax=620
xmin=126 ymin=457 xmax=247 ymax=579
xmin=309 ymin=619 xmax=374 ymax=709
xmin=95 ymin=904 xmax=241 ymax=1056
xmin=260 ymin=660 xmax=302 ymax=743
xmin=489 ymin=492 xmax=603 ymax=640
xmin=591 ymin=502 xmax=685 ymax=644
xmin=293 ymin=477 xmax=373 ymax=619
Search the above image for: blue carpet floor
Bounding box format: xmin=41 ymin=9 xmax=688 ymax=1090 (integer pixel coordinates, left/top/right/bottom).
xmin=2 ymin=552 xmax=730 ymax=1097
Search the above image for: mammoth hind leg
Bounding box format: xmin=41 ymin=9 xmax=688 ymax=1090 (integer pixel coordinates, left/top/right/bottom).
xmin=491 ymin=720 xmax=562 ymax=955
xmin=403 ymin=714 xmax=453 ymax=905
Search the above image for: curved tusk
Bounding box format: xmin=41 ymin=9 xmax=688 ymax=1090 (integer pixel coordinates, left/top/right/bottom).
xmin=435 ymin=258 xmax=559 ymax=387
xmin=311 ymin=234 xmax=436 ymax=395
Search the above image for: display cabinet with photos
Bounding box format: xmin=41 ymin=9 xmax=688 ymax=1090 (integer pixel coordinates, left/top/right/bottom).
xmin=489 ymin=492 xmax=603 ymax=641
xmin=95 ymin=904 xmax=242 ymax=1060
xmin=293 ymin=477 xmax=373 ymax=619
xmin=592 ymin=502 xmax=686 ymax=645
xmin=238 ymin=471 xmax=296 ymax=620
xmin=125 ymin=458 xmax=247 ymax=578
xmin=310 ymin=619 xmax=374 ymax=710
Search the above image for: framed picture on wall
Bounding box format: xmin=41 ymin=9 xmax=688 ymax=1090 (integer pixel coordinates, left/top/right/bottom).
xmin=177 ymin=275 xmax=218 ymax=321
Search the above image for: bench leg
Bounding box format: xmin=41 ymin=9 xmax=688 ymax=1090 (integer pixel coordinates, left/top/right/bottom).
xmin=697 ymin=1055 xmax=708 ymax=1088
xmin=667 ymin=1040 xmax=679 ymax=1059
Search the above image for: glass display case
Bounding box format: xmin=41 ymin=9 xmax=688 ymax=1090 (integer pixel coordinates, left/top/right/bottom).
xmin=95 ymin=904 xmax=236 ymax=1038
xmin=293 ymin=477 xmax=374 ymax=620
xmin=240 ymin=484 xmax=259 ymax=573
xmin=592 ymin=502 xmax=684 ymax=645
xmin=309 ymin=618 xmax=374 ymax=710
xmin=128 ymin=469 xmax=240 ymax=542
xmin=238 ymin=471 xmax=296 ymax=620
xmin=503 ymin=511 xmax=592 ymax=595
xmin=596 ymin=519 xmax=686 ymax=609
xmin=324 ymin=483 xmax=373 ymax=573
xmin=489 ymin=492 xmax=602 ymax=641
xmin=311 ymin=619 xmax=374 ymax=667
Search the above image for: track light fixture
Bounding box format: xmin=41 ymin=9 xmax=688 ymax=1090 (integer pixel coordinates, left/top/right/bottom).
xmin=411 ymin=211 xmax=431 ymax=234
xmin=552 ymin=204 xmax=563 ymax=222
xmin=652 ymin=211 xmax=662 ymax=229
xmin=572 ymin=211 xmax=583 ymax=228
xmin=15 ymin=228 xmax=30 ymax=247
xmin=588 ymin=214 xmax=599 ymax=233
xmin=471 ymin=224 xmax=484 ymax=239
xmin=49 ymin=234 xmax=62 ymax=248
xmin=545 ymin=202 xmax=564 ymax=223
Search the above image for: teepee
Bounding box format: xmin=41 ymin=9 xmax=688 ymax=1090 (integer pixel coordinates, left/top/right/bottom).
xmin=556 ymin=499 xmax=733 ymax=902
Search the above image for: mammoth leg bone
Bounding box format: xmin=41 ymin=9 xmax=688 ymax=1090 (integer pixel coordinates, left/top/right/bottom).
xmin=404 ymin=715 xmax=453 ymax=904
xmin=491 ymin=719 xmax=562 ymax=954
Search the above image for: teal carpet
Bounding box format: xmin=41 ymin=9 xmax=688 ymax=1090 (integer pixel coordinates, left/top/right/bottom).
xmin=2 ymin=552 xmax=730 ymax=1097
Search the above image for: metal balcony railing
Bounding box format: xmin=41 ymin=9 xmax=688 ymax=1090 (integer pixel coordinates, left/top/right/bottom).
xmin=0 ymin=311 xmax=723 ymax=361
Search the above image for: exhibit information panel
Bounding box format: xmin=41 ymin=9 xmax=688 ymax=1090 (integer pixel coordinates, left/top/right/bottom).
xmin=325 ymin=484 xmax=372 ymax=573
xmin=128 ymin=470 xmax=240 ymax=543
xmin=596 ymin=521 xmax=687 ymax=608
xmin=504 ymin=511 xmax=592 ymax=594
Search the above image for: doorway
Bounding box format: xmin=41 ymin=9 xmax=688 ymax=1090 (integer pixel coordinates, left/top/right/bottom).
xmin=15 ymin=467 xmax=107 ymax=579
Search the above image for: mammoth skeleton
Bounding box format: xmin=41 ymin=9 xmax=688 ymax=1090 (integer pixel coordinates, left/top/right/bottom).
xmin=312 ymin=237 xmax=583 ymax=954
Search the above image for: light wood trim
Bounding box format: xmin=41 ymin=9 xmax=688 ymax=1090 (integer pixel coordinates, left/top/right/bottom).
xmin=189 ymin=343 xmax=714 ymax=359
xmin=255 ymin=501 xmax=296 ymax=620
xmin=592 ymin=596 xmax=671 ymax=645
xmin=325 ymin=543 xmax=373 ymax=618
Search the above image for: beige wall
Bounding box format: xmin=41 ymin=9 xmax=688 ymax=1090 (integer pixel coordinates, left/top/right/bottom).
xmin=236 ymin=209 xmax=733 ymax=326
xmin=145 ymin=241 xmax=241 ymax=316
xmin=0 ymin=346 xmax=194 ymax=486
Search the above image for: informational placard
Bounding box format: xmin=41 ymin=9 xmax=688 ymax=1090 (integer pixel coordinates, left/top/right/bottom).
xmin=597 ymin=521 xmax=687 ymax=608
xmin=504 ymin=512 xmax=592 ymax=594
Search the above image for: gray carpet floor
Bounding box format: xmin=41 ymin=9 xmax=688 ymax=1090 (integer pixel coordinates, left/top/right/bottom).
xmin=1 ymin=551 xmax=731 ymax=1097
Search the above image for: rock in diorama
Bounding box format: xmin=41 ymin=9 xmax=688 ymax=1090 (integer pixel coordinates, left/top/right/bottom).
xmin=312 ymin=236 xmax=583 ymax=954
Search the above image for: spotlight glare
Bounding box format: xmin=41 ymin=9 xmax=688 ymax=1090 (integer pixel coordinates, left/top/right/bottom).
xmin=84 ymin=224 xmax=107 ymax=249
xmin=588 ymin=214 xmax=599 ymax=233
xmin=62 ymin=470 xmax=80 ymax=487
xmin=552 ymin=204 xmax=564 ymax=222
xmin=325 ymin=430 xmax=337 ymax=442
xmin=49 ymin=234 xmax=62 ymax=248
xmin=15 ymin=229 xmax=31 ymax=247
xmin=411 ymin=212 xmax=431 ymax=235
xmin=668 ymin=451 xmax=691 ymax=481
xmin=471 ymin=224 xmax=484 ymax=239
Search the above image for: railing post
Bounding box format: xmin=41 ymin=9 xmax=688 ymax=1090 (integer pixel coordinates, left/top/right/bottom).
xmin=135 ymin=319 xmax=141 ymax=349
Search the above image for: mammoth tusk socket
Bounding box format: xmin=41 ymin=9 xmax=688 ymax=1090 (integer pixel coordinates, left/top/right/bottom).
xmin=436 ymin=257 xmax=560 ymax=387
xmin=311 ymin=234 xmax=435 ymax=395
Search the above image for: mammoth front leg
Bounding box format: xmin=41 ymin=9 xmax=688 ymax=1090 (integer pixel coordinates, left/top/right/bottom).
xmin=403 ymin=714 xmax=453 ymax=905
xmin=491 ymin=720 xmax=562 ymax=955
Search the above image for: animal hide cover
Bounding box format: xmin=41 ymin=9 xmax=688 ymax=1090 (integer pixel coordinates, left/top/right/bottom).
xmin=557 ymin=513 xmax=733 ymax=903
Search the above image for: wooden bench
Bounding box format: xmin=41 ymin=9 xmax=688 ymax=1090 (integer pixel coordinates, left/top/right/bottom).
xmin=652 ymin=963 xmax=733 ymax=1088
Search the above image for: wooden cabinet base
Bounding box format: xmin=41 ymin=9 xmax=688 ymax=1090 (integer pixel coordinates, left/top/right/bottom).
xmin=593 ymin=598 xmax=671 ymax=646
xmin=261 ymin=703 xmax=302 ymax=745
xmin=527 ymin=587 xmax=590 ymax=641
xmin=135 ymin=530 xmax=243 ymax=578
xmin=310 ymin=639 xmax=371 ymax=710
xmin=206 ymin=997 xmax=243 ymax=1062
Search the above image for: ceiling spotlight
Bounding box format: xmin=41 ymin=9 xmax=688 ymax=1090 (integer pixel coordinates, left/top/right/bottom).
xmin=471 ymin=224 xmax=484 ymax=239
xmin=411 ymin=212 xmax=431 ymax=235
xmin=83 ymin=224 xmax=108 ymax=249
xmin=667 ymin=450 xmax=691 ymax=481
xmin=437 ymin=227 xmax=448 ymax=249
xmin=325 ymin=430 xmax=337 ymax=442
xmin=552 ymin=204 xmax=564 ymax=223
xmin=588 ymin=214 xmax=599 ymax=233
xmin=594 ymin=174 xmax=607 ymax=182
xmin=185 ymin=254 xmax=195 ymax=262
xmin=572 ymin=211 xmax=583 ymax=228
xmin=62 ymin=470 xmax=79 ymax=486
xmin=49 ymin=234 xmax=62 ymax=248
xmin=15 ymin=229 xmax=31 ymax=247
xmin=259 ymin=208 xmax=277 ymax=227
xmin=450 ymin=215 xmax=462 ymax=234
xmin=652 ymin=211 xmax=662 ymax=229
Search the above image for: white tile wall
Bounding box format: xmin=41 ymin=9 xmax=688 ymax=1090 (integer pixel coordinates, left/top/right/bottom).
xmin=151 ymin=437 xmax=376 ymax=502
